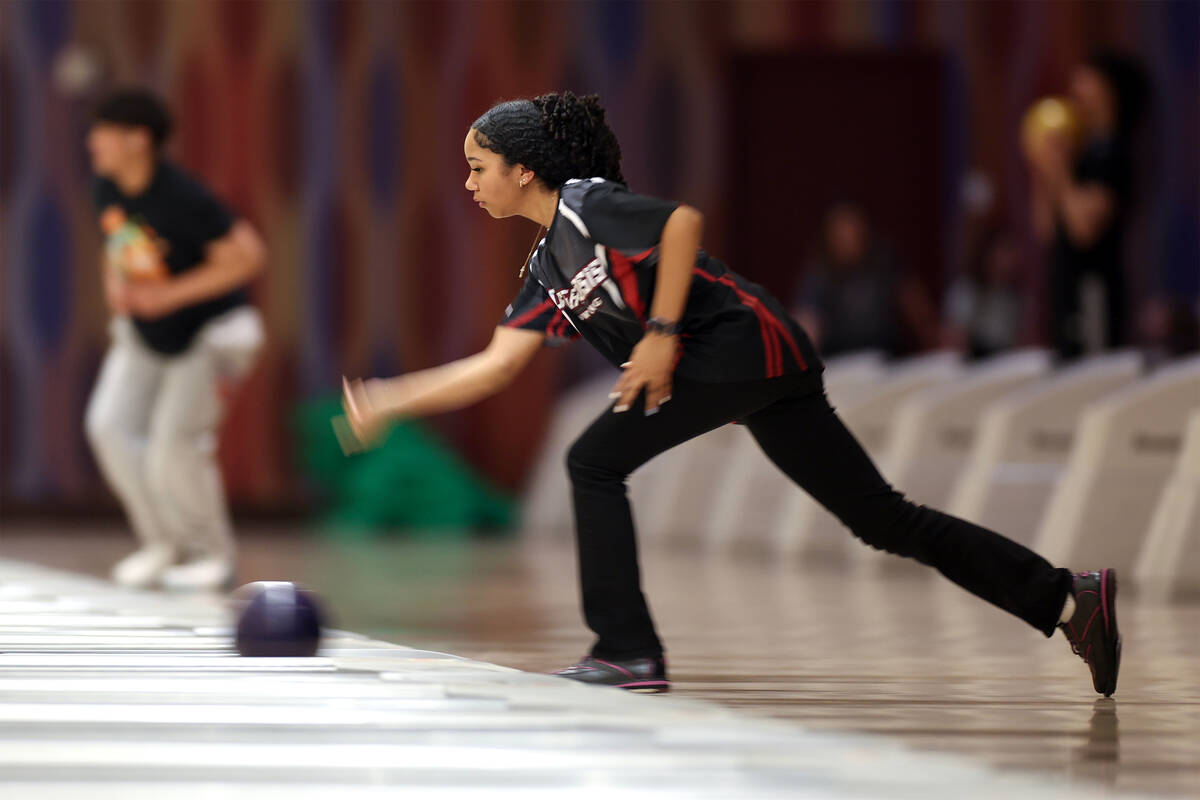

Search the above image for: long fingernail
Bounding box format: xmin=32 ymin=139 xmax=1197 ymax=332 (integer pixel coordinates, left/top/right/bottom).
xmin=620 ymin=362 xmax=632 ymax=368
xmin=644 ymin=407 xmax=659 ymax=416
xmin=661 ymin=395 xmax=672 ymax=404
xmin=608 ymin=392 xmax=621 ymax=399
xmin=613 ymin=404 xmax=629 ymax=413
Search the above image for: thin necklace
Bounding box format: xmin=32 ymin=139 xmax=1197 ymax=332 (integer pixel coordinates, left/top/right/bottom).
xmin=519 ymin=225 xmax=545 ymax=278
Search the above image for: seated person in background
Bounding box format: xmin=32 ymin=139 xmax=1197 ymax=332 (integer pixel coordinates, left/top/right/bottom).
xmin=793 ymin=202 xmax=937 ymax=357
xmin=943 ymin=225 xmax=1026 ymax=360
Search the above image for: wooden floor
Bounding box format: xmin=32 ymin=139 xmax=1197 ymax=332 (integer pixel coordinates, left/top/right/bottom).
xmin=5 ymin=522 xmax=1199 ymax=797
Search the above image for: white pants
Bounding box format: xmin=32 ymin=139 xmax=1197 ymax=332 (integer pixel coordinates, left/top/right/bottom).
xmin=85 ymin=307 xmax=264 ymax=560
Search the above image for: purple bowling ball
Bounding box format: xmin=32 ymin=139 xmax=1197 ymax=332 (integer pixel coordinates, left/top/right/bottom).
xmin=233 ymin=581 xmax=325 ymax=657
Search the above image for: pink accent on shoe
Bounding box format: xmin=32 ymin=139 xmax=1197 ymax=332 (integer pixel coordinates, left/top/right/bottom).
xmin=1100 ymin=569 xmax=1110 ymax=629
xmin=590 ymin=658 xmax=635 ymax=678
xmin=1079 ymin=607 xmax=1100 ymax=640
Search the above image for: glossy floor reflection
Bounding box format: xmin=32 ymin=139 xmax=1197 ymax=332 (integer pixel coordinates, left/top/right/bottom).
xmin=6 ymin=523 xmax=1198 ymax=797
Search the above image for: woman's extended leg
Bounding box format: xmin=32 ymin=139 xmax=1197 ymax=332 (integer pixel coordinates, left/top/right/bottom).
xmin=741 ymin=385 xmax=1073 ymax=636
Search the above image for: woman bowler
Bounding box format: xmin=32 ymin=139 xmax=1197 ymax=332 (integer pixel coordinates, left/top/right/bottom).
xmin=341 ymin=93 xmax=1120 ymax=697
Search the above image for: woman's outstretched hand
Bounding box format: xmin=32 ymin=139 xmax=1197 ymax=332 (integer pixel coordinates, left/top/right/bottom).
xmin=338 ymin=376 xmax=389 ymax=454
xmin=610 ymin=332 xmax=677 ymax=415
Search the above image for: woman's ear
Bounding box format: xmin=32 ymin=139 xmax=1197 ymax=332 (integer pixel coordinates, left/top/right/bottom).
xmin=518 ymin=166 xmax=535 ymax=188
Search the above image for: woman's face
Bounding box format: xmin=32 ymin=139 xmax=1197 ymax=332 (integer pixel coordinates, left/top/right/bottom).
xmin=1070 ymin=65 xmax=1115 ymax=131
xmin=87 ymin=122 xmax=149 ymax=177
xmin=464 ymin=130 xmax=523 ymax=218
xmin=826 ymin=207 xmax=869 ymax=267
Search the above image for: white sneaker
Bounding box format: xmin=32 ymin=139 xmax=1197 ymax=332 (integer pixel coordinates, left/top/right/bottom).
xmin=112 ymin=545 xmax=177 ymax=589
xmin=161 ymin=556 xmax=235 ymax=592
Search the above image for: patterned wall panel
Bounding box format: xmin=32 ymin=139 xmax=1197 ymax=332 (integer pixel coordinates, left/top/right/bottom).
xmin=1 ymin=0 xmax=1195 ymax=510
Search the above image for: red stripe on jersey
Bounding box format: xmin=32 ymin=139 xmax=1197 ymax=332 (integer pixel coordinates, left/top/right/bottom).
xmin=552 ymin=311 xmax=572 ymax=339
xmin=694 ymin=268 xmax=779 ymax=377
xmin=757 ymin=304 xmax=806 ymax=370
xmin=506 ymin=298 xmax=554 ymax=330
xmin=714 ymin=274 xmax=786 ymax=377
xmin=711 ymin=272 xmax=807 ymax=373
xmin=607 ymin=248 xmax=648 ymax=321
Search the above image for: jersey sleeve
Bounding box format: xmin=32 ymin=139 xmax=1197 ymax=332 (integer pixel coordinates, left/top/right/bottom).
xmin=576 ymin=181 xmax=679 ymax=252
xmin=499 ymin=274 xmax=578 ymax=345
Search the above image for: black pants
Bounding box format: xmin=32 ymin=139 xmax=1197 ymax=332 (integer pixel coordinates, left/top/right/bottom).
xmin=1049 ymin=255 xmax=1127 ymax=360
xmin=566 ymin=372 xmax=1073 ymax=660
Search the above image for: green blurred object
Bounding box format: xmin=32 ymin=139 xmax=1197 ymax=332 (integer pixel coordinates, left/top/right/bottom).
xmin=294 ymin=397 xmax=515 ymax=533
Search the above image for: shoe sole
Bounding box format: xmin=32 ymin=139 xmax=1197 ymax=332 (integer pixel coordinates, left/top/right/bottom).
xmin=1101 ymin=568 xmax=1120 ymax=697
xmin=618 ymin=681 xmax=670 ymax=693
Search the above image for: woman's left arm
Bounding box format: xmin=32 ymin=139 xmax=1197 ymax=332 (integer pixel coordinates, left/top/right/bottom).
xmin=611 ymin=205 xmax=704 ymax=415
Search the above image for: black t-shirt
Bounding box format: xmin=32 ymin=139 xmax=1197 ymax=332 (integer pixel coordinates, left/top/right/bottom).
xmin=500 ymin=178 xmax=821 ymax=382
xmin=1049 ymin=137 xmax=1132 ymax=355
xmin=1052 ymin=137 xmax=1130 ymax=279
xmin=93 ymin=161 xmax=248 ymax=355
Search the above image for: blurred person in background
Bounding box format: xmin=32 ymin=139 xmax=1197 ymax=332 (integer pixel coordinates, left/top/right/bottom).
xmin=84 ymin=89 xmax=266 ymax=592
xmin=1138 ymin=295 xmax=1200 ymax=368
xmin=1026 ymin=50 xmax=1150 ymax=360
xmin=792 ymin=202 xmax=938 ymax=357
xmin=942 ymin=224 xmax=1026 ymax=360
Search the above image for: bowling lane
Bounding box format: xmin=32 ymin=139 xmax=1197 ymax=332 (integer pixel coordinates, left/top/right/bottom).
xmin=6 ymin=525 xmax=1199 ymax=797
xmin=0 ymin=550 xmax=1159 ymax=799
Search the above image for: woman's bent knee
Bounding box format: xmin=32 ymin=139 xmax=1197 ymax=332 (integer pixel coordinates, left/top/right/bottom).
xmin=566 ymin=437 xmax=625 ymax=485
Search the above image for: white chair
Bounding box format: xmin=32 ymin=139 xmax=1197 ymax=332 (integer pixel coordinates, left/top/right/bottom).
xmin=520 ymin=371 xmax=617 ymax=538
xmin=1134 ymin=408 xmax=1200 ymax=599
xmin=850 ymin=349 xmax=1052 ymax=571
xmin=947 ymin=352 xmax=1142 ymax=546
xmin=1035 ymin=355 xmax=1200 ymax=575
xmin=880 ymin=349 xmax=1053 ymax=509
xmin=837 ymin=351 xmax=963 ymax=458
xmin=700 ymin=352 xmax=887 ymax=554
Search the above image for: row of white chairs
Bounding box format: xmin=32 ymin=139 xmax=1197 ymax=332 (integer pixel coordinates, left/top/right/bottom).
xmin=522 ymin=350 xmax=1200 ymax=596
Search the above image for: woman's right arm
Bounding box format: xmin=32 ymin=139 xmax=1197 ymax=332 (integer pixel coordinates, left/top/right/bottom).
xmin=341 ymin=325 xmax=545 ymax=447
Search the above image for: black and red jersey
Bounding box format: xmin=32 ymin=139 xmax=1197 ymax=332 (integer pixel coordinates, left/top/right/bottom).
xmin=500 ymin=178 xmax=821 ymax=383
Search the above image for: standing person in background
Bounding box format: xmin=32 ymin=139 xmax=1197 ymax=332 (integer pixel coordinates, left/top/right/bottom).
xmin=943 ymin=225 xmax=1026 ymax=360
xmin=792 ymin=202 xmax=938 ymax=357
xmin=85 ymin=89 xmax=266 ymax=591
xmin=1026 ymin=50 xmax=1149 ymax=360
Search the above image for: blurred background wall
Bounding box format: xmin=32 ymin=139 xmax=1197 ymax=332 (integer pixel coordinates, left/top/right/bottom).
xmin=1 ymin=0 xmax=1197 ymax=515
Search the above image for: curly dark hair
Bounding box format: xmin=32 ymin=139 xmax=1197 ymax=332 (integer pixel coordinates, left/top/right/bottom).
xmin=93 ymin=88 xmax=173 ymax=149
xmin=471 ymin=91 xmax=625 ymax=188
